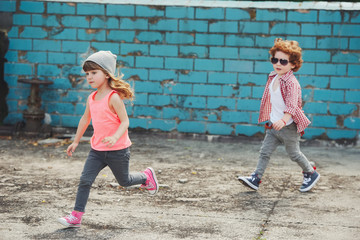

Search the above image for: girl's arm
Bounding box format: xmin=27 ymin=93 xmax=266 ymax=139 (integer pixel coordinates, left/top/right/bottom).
xmin=102 ymin=93 xmax=129 ymax=148
xmin=66 ymin=97 xmax=91 ymax=156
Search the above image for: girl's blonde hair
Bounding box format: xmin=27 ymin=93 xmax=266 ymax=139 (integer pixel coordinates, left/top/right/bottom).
xmin=83 ymin=61 xmax=134 ymax=100
xmin=269 ymin=38 xmax=303 ymax=72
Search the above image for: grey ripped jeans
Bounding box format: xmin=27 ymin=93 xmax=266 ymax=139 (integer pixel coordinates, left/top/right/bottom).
xmin=254 ymin=122 xmax=313 ymax=179
xmin=74 ymin=148 xmax=147 ymax=212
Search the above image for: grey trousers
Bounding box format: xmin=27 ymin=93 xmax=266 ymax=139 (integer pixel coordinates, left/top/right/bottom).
xmin=255 ymin=122 xmax=313 ymax=179
xmin=74 ymin=148 xmax=147 ymax=212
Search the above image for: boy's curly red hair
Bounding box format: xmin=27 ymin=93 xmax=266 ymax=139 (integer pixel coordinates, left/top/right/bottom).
xmin=269 ymin=38 xmax=303 ymax=72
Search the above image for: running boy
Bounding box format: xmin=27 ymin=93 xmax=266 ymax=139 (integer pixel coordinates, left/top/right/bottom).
xmin=238 ymin=38 xmax=320 ymax=192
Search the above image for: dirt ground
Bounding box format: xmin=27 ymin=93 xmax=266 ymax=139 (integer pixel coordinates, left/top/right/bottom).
xmin=0 ymin=132 xmax=359 ymax=240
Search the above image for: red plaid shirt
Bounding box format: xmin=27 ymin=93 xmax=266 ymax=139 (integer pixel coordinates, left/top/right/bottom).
xmin=258 ymin=70 xmax=311 ymax=133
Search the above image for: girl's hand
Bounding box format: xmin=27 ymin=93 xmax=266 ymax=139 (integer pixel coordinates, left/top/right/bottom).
xmin=273 ymin=119 xmax=286 ymax=131
xmin=102 ymin=136 xmax=118 ymax=148
xmin=67 ymin=142 xmax=79 ymax=157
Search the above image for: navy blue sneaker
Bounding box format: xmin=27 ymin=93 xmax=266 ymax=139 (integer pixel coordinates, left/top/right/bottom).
xmin=299 ymin=170 xmax=320 ymax=192
xmin=238 ymin=173 xmax=261 ymax=190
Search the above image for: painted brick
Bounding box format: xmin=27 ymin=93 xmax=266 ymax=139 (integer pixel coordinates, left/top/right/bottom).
xmin=149 ymin=119 xmax=176 ymax=131
xmin=21 ymin=52 xmax=47 ymax=64
xmin=7 ymin=88 xmax=29 ymax=100
xmin=332 ymin=52 xmax=360 ymax=63
xmin=164 ymin=83 xmax=192 ymax=95
xmin=238 ymin=73 xmax=268 ymax=86
xmin=207 ymin=123 xmax=233 ymax=135
xmin=5 ymin=63 xmax=32 ymax=75
xmin=118 ymin=56 xmax=134 ymax=67
xmin=297 ymin=63 xmax=315 ymax=75
xmin=226 ymin=8 xmax=250 ymax=20
xmin=317 ymin=38 xmax=348 ymax=49
xmin=61 ymin=115 xmax=80 ymax=127
xmin=7 ymin=27 xmax=19 ymax=38
xmin=77 ymin=3 xmax=104 ymax=15
xmin=108 ymin=30 xmax=135 ymax=42
xmin=333 ymin=24 xmax=360 ymax=37
xmin=252 ymin=86 xmax=264 ymax=98
xmin=122 ymin=68 xmax=148 ymax=80
xmin=255 ymin=36 xmax=283 ymax=48
xmin=316 ymin=63 xmax=346 ymax=76
xmin=344 ymin=117 xmax=360 ymax=129
xmin=237 ymin=99 xmax=260 ymax=111
xmin=327 ymin=129 xmax=357 ymax=139
xmin=302 ymin=128 xmax=326 ymax=139
xmin=5 ymin=51 xmax=18 ymax=62
xmin=33 ymin=40 xmax=61 ymax=52
xmin=178 ymin=121 xmax=205 ymax=133
xmin=271 ymin=23 xmax=300 ymax=35
xmin=63 ymin=41 xmax=90 ymax=53
xmin=226 ymin=35 xmax=254 ymax=47
xmin=300 ymin=76 xmax=329 ymax=89
xmin=49 ymin=28 xmax=76 ymax=40
xmin=288 ymin=10 xmax=318 ymax=22
xmin=193 ymin=84 xmax=222 ymax=96
xmin=240 ymin=48 xmax=269 ymax=60
xmin=20 ymin=1 xmax=44 ymax=13
xmin=148 ymin=94 xmax=172 ymax=106
xmin=180 ymin=96 xmax=206 ymax=108
xmin=0 ymin=0 xmax=16 ymax=12
xmin=194 ymin=109 xmax=220 ymax=121
xmin=314 ymin=89 xmax=344 ymax=102
xmin=121 ymin=43 xmax=148 ymax=55
xmin=222 ymin=111 xmax=250 ymax=123
xmin=312 ymin=116 xmax=337 ymax=128
xmin=78 ymin=29 xmax=105 ymax=41
xmin=47 ymin=102 xmax=75 ymax=114
xmin=133 ymin=106 xmax=162 ymax=118
xmin=207 ymin=97 xmax=236 ymax=110
xmin=166 ymin=32 xmax=194 ymax=44
xmin=209 ymin=21 xmax=238 ymax=33
xmin=319 ymin=10 xmax=345 ymax=23
xmin=163 ymin=107 xmax=190 ymax=119
xmin=32 ymin=14 xmax=60 ymax=27
xmin=180 ymin=46 xmax=208 ymax=58
xmin=254 ymin=61 xmax=273 ymax=74
xmin=166 ymin=6 xmax=194 ymax=19
xmin=222 ymin=85 xmax=240 ymax=97
xmin=349 ymin=38 xmax=360 ymax=50
xmin=303 ymin=50 xmax=331 ymax=62
xmin=239 ymin=22 xmax=269 ymax=34
xmin=350 ymin=12 xmax=360 ymax=23
xmin=9 ymin=38 xmax=32 ymax=51
xmin=3 ymin=113 xmax=23 ymax=124
xmin=150 ymin=19 xmax=178 ymax=31
xmin=165 ymin=58 xmax=193 ymax=70
xmin=136 ymin=5 xmax=164 ymax=17
xmin=345 ymin=91 xmax=360 ymax=103
xmin=209 ymin=47 xmax=238 ymax=59
xmin=251 ymin=112 xmax=260 ymax=124
xmin=179 ymin=20 xmax=208 ymax=32
xmin=48 ymin=78 xmax=72 ymax=90
xmin=179 ymin=71 xmax=207 ymax=83
xmin=195 ymin=59 xmax=223 ymax=71
xmin=134 ymin=81 xmax=162 ymax=93
xmin=208 ymin=72 xmax=237 ymax=84
xmin=20 ymin=27 xmax=47 ymax=39
xmin=236 ymin=125 xmax=264 ymax=136
xmin=13 ymin=14 xmax=31 ymax=25
xmin=196 ymin=33 xmax=224 ymax=46
xmin=47 ymin=2 xmax=75 ymax=14
xmin=303 ymin=102 xmax=328 ymax=114
xmin=302 ymin=24 xmax=331 ymax=36
xmin=257 ymin=9 xmax=286 ymax=21
xmin=225 ymin=60 xmax=253 ymax=73
xmin=129 ymin=118 xmax=148 ymax=129
xmin=106 ymin=5 xmax=134 ymax=17
xmin=303 ymin=89 xmax=314 ymax=102
xmin=329 ymin=103 xmax=357 ymax=115
xmin=61 ymin=66 xmax=82 ymax=78
xmin=348 ymin=65 xmax=360 ymax=77
xmin=196 ymin=8 xmax=224 ymax=20
xmin=331 ymin=77 xmax=360 ymax=89
xmin=120 ymin=18 xmax=147 ymax=30
xmin=290 ymin=36 xmax=317 ymax=48
xmin=62 ymin=16 xmax=89 ymax=28
xmin=132 ymin=93 xmax=147 ymax=105
xmin=48 ymin=52 xmax=76 ymax=65
xmin=91 ymin=42 xmax=119 ymax=54
xmin=90 ymin=17 xmax=118 ymax=29
xmin=149 ymin=69 xmax=177 ymax=81
xmin=239 ymin=86 xmax=252 ymax=98
xmin=150 ymin=45 xmax=178 ymax=57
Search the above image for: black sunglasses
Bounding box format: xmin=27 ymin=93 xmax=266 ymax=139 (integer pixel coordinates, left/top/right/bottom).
xmin=271 ymin=57 xmax=289 ymax=66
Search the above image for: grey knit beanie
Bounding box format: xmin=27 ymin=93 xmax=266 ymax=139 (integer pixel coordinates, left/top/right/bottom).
xmin=84 ymin=51 xmax=117 ymax=75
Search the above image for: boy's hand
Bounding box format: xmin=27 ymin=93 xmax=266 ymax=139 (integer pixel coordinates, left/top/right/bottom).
xmin=273 ymin=120 xmax=286 ymax=131
xmin=67 ymin=142 xmax=79 ymax=157
xmin=102 ymin=136 xmax=118 ymax=148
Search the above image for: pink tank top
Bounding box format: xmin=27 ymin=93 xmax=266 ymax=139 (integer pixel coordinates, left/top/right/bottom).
xmin=89 ymin=90 xmax=131 ymax=151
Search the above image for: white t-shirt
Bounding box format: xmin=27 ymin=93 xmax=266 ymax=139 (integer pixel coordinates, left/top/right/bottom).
xmin=269 ymin=75 xmax=293 ymax=125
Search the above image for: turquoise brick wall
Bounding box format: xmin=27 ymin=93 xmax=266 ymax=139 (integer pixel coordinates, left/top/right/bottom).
xmin=2 ymin=0 xmax=360 ymax=141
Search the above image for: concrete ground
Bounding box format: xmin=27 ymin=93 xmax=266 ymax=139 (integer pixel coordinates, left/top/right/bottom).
xmin=0 ymin=132 xmax=359 ymax=240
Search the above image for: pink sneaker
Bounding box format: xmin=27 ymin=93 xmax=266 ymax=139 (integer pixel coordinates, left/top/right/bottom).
xmin=141 ymin=167 xmax=159 ymax=195
xmin=57 ymin=211 xmax=84 ymax=228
